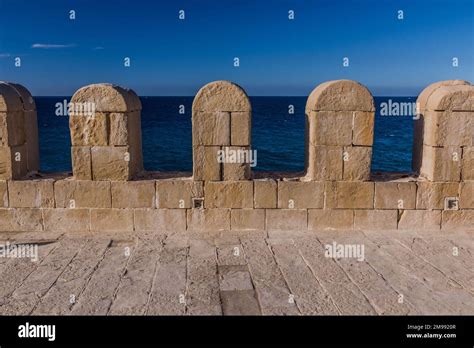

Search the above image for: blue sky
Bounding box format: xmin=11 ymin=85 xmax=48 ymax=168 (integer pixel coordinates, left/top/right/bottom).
xmin=0 ymin=0 xmax=473 ymax=96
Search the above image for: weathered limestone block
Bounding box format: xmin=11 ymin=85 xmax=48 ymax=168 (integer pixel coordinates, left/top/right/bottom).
xmin=193 ymin=112 xmax=230 ymax=146
xmin=192 ymin=81 xmax=252 ymax=181
xmin=192 ymin=81 xmax=251 ymax=113
xmin=374 ymin=182 xmax=417 ymax=209
xmin=459 ymin=182 xmax=474 ymax=209
xmin=308 ymin=209 xmax=353 ymax=230
xmin=0 ymin=208 xmax=43 ymax=232
xmin=70 ymin=113 xmax=108 ymax=146
xmin=91 ymin=209 xmax=134 ymax=232
xmin=7 ymin=180 xmax=54 ymax=208
xmin=398 ymin=210 xmax=441 ymax=230
xmin=204 ymin=181 xmax=253 ymax=208
xmin=0 ymin=181 xmax=7 ymax=207
xmin=0 ymin=144 xmax=28 ymax=180
xmin=354 ymin=210 xmax=398 ymax=230
xmin=423 ymin=111 xmax=474 ymax=147
xmin=70 ymin=84 xmax=143 ymax=181
xmin=325 ymin=181 xmax=374 ymax=209
xmin=111 ymin=181 xmax=155 ymax=208
xmin=420 ymin=145 xmax=461 ymax=181
xmin=462 ymin=146 xmax=473 ymax=180
xmin=222 ymin=146 xmax=251 ymax=181
xmin=193 ymin=146 xmax=221 ymax=181
xmin=231 ymin=209 xmax=265 ymax=230
xmin=307 ymin=111 xmax=353 ymax=146
xmin=134 ymin=209 xmax=186 ymax=231
xmin=425 ymin=85 xmax=474 ymax=111
xmin=91 ymin=146 xmax=139 ymax=181
xmin=254 ymin=179 xmax=277 ymax=208
xmin=416 ymin=182 xmax=459 ymax=209
xmin=442 ymin=211 xmax=474 ymax=231
xmin=305 ymin=80 xmax=375 ymax=181
xmin=265 ymin=209 xmax=307 ymax=231
xmin=342 ymin=146 xmax=372 ymax=181
xmin=156 ymin=180 xmax=203 ymax=208
xmin=305 ymin=145 xmax=343 ymax=181
xmin=231 ymin=112 xmax=251 ymax=146
xmin=72 ymin=146 xmax=92 ymax=180
xmin=187 ymin=208 xmax=230 ymax=231
xmin=43 ymin=209 xmax=91 ymax=232
xmin=277 ymin=181 xmax=324 ymax=208
xmin=54 ymin=180 xmax=111 ymax=208
xmin=352 ymin=111 xmax=375 ymax=146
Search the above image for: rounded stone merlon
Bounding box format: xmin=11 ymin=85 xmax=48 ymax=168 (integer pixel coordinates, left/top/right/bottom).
xmin=192 ymin=81 xmax=251 ymax=112
xmin=70 ymin=83 xmax=141 ymax=113
xmin=417 ymin=80 xmax=470 ymax=112
xmin=305 ymin=80 xmax=375 ymax=113
xmin=0 ymin=82 xmax=24 ymax=112
xmin=424 ymin=84 xmax=474 ymax=112
xmin=3 ymin=82 xmax=36 ymax=111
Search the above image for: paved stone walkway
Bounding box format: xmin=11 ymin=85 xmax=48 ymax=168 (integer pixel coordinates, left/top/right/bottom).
xmin=0 ymin=229 xmax=472 ymax=315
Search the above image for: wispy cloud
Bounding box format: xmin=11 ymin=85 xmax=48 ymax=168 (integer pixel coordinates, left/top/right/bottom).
xmin=93 ymin=46 xmax=104 ymax=50
xmin=0 ymin=53 xmax=11 ymax=58
xmin=31 ymin=43 xmax=76 ymax=49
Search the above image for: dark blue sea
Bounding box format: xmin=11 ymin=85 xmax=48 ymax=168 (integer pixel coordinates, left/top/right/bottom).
xmin=36 ymin=97 xmax=415 ymax=173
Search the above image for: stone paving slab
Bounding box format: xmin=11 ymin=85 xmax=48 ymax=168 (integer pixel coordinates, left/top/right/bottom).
xmin=0 ymin=229 xmax=472 ymax=315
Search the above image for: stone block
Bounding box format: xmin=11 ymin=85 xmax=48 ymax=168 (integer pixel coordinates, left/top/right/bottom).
xmin=442 ymin=211 xmax=474 ymax=231
xmin=186 ymin=209 xmax=230 ymax=231
xmin=398 ymin=210 xmax=441 ymax=230
xmin=0 ymin=144 xmax=28 ymax=180
xmin=307 ymin=111 xmax=353 ymax=146
xmin=205 ymin=181 xmax=253 ymax=208
xmin=308 ymin=209 xmax=353 ymax=230
xmin=192 ymin=81 xmax=251 ymax=112
xmin=0 ymin=111 xmax=25 ymax=146
xmin=374 ymin=182 xmax=416 ymax=209
xmin=221 ymin=146 xmax=252 ymax=181
xmin=423 ymin=111 xmax=474 ymax=147
xmin=231 ymin=209 xmax=265 ymax=230
xmin=462 ymin=146 xmax=473 ymax=180
xmin=354 ymin=210 xmax=398 ymax=230
xmin=0 ymin=180 xmax=7 ymax=207
xmin=7 ymin=180 xmax=54 ymax=208
xmin=305 ymin=145 xmax=343 ymax=181
xmin=91 ymin=146 xmax=137 ymax=181
xmin=69 ymin=113 xmax=108 ymax=146
xmin=416 ymin=182 xmax=459 ymax=209
xmin=325 ymin=181 xmax=374 ymax=209
xmin=108 ymin=111 xmax=142 ymax=147
xmin=352 ymin=111 xmax=375 ymax=146
xmin=420 ymin=145 xmax=461 ymax=181
xmin=231 ymin=112 xmax=251 ymax=146
xmin=54 ymin=180 xmax=111 ymax=208
xmin=342 ymin=146 xmax=372 ymax=181
xmin=254 ymin=179 xmax=277 ymax=208
xmin=0 ymin=208 xmax=43 ymax=232
xmin=277 ymin=181 xmax=324 ymax=208
xmin=72 ymin=146 xmax=92 ymax=180
xmin=112 ymin=181 xmax=155 ymax=208
xmin=156 ymin=180 xmax=204 ymax=208
xmin=459 ymin=182 xmax=474 ymax=209
xmin=193 ymin=146 xmax=221 ymax=181
xmin=193 ymin=111 xmax=230 ymax=146
xmin=43 ymin=209 xmax=91 ymax=232
xmin=265 ymin=209 xmax=307 ymax=231
xmin=134 ymin=209 xmax=186 ymax=231
xmin=90 ymin=209 xmax=134 ymax=232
